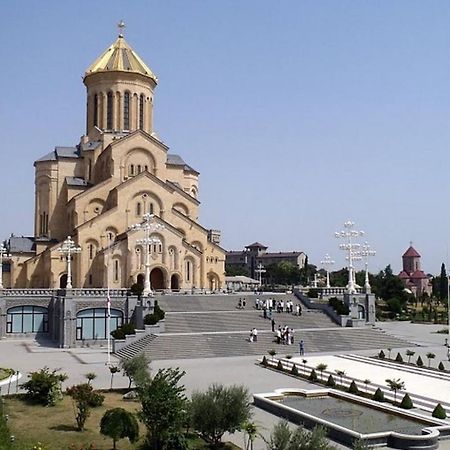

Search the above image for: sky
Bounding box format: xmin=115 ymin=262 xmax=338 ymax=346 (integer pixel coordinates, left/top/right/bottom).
xmin=1 ymin=1 xmax=450 ymax=274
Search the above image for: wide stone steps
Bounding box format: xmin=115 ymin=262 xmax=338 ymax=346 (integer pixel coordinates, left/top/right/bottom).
xmin=156 ymin=293 xmax=293 ymax=313
xmin=164 ymin=310 xmax=335 ymax=334
xmin=117 ymin=328 xmax=412 ymax=361
xmin=115 ymin=333 xmax=158 ymax=360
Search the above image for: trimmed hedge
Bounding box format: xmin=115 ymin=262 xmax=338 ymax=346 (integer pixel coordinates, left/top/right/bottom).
xmin=144 ymin=304 xmax=166 ymax=325
xmin=326 ymin=375 xmax=336 ymax=387
xmin=348 ymin=381 xmax=359 ymax=395
xmin=328 ymin=297 xmax=350 ymax=315
xmin=439 ymin=361 xmax=445 ymax=371
xmin=395 ymin=353 xmax=403 ymax=363
xmin=309 ymin=369 xmax=318 ymax=382
xmin=416 ymin=356 xmax=424 ymax=367
xmin=433 ymin=403 xmax=447 ymax=419
xmin=373 ymin=388 xmax=385 ymax=402
xmin=277 ymin=360 xmax=284 ymax=371
xmin=111 ymin=322 xmax=136 ymax=339
xmin=399 ymin=393 xmax=413 ymax=409
xmin=291 ymin=364 xmax=299 ymax=376
xmin=378 ymin=350 xmax=385 ymax=359
xmin=261 ymin=356 xmax=268 ymax=367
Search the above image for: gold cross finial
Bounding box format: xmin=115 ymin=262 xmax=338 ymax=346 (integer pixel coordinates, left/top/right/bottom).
xmin=118 ymin=20 xmax=126 ymax=37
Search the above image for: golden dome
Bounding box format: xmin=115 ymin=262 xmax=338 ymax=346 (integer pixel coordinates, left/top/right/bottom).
xmin=85 ymin=35 xmax=158 ymax=83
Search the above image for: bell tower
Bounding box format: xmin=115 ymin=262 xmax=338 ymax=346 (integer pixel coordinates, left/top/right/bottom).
xmin=83 ymin=22 xmax=158 ymax=137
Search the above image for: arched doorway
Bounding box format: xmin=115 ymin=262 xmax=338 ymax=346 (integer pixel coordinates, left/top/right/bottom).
xmin=150 ymin=268 xmax=165 ymax=290
xmin=60 ymin=274 xmax=68 ymax=289
xmin=137 ymin=274 xmax=144 ymax=289
xmin=170 ymin=274 xmax=180 ymax=291
xmin=207 ymin=272 xmax=220 ymax=292
xmin=358 ymin=304 xmax=365 ymax=320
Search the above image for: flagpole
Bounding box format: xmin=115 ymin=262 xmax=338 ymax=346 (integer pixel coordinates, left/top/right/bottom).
xmin=106 ymin=236 xmax=112 ymax=367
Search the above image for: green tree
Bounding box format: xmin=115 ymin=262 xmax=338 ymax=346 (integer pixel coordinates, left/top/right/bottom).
xmin=426 ymin=352 xmax=436 ymax=368
xmin=100 ymin=408 xmax=139 ymax=449
xmin=190 ymin=384 xmax=252 ymax=447
xmin=363 ymin=379 xmax=371 ymax=393
xmin=316 ymin=363 xmax=328 ymax=382
xmin=335 ymin=370 xmax=345 ymax=386
xmin=330 ymin=268 xmax=349 ymax=288
xmin=265 ymin=420 xmax=336 ymax=450
xmin=84 ymin=372 xmax=97 ymax=386
xmin=242 ymin=421 xmax=260 ymax=450
xmin=406 ymin=350 xmax=415 ymax=364
xmin=109 ymin=366 xmax=120 ymax=390
xmin=385 ymin=378 xmax=405 ymax=404
xmin=439 ymin=263 xmax=448 ymax=301
xmin=225 ymin=265 xmax=250 ymax=277
xmin=120 ymin=353 xmax=151 ymax=388
xmin=139 ymin=367 xmax=187 ymax=450
xmin=22 ymin=367 xmax=68 ymax=406
xmin=67 ymin=383 xmax=104 ymax=431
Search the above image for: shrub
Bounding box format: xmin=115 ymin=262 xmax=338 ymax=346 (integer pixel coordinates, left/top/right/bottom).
xmin=22 ymin=367 xmax=68 ymax=406
xmin=291 ymin=364 xmax=299 ymax=376
xmin=276 ymin=360 xmax=284 ymax=371
xmin=261 ymin=356 xmax=268 ymax=367
xmin=373 ymin=388 xmax=385 ymax=402
xmin=88 ymin=391 xmax=105 ymax=407
xmin=66 ymin=383 xmax=102 ymax=431
xmin=307 ymin=288 xmax=319 ymax=299
xmin=328 ymin=297 xmax=350 ymax=315
xmin=120 ymin=353 xmax=151 ymax=388
xmin=432 ymin=403 xmax=447 ymax=419
xmin=399 ymin=393 xmax=413 ymax=409
xmin=308 ymin=369 xmax=318 ymax=382
xmin=144 ymin=305 xmax=165 ymax=325
xmin=111 ymin=322 xmax=135 ymax=339
xmin=378 ymin=350 xmax=385 ymax=359
xmin=326 ymin=375 xmax=336 ymax=387
xmin=416 ymin=356 xmax=424 ymax=367
xmin=144 ymin=314 xmax=159 ymax=325
xmin=395 ymin=353 xmax=404 ymax=363
xmin=439 ymin=361 xmax=445 ymax=371
xmin=348 ymin=381 xmax=359 ymax=395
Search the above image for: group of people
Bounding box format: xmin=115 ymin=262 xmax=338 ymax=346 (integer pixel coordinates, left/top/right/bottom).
xmin=249 ymin=327 xmax=258 ymax=342
xmin=237 ymin=298 xmax=247 ymax=309
xmin=255 ymin=297 xmax=302 ymax=316
xmin=275 ymin=325 xmax=295 ymax=345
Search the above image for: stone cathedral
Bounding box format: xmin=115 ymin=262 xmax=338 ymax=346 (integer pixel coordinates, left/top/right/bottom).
xmin=5 ymin=30 xmax=225 ymax=292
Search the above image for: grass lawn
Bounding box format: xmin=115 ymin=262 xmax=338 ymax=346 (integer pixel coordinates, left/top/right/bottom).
xmin=4 ymin=393 xmax=242 ymax=450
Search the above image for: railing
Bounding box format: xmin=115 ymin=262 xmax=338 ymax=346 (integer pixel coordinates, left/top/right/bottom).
xmin=0 ymin=289 xmax=58 ymax=296
xmin=0 ymin=288 xmax=129 ymax=297
xmin=68 ymin=288 xmax=128 ymax=297
xmin=296 ymin=286 xmax=363 ymax=296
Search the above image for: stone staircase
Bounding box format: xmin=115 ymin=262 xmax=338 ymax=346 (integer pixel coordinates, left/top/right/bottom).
xmin=116 ymin=327 xmax=412 ymax=361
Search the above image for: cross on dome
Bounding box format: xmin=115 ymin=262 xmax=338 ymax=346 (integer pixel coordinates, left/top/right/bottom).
xmin=118 ymin=20 xmax=126 ymax=37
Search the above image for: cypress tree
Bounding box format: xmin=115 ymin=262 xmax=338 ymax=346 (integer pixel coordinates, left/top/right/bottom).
xmin=348 ymin=381 xmax=359 ymax=395
xmin=416 ymin=356 xmax=424 ymax=367
xmin=291 ymin=364 xmax=299 ymax=376
xmin=439 ymin=263 xmax=448 ymax=301
xmin=308 ymin=369 xmax=318 ymax=382
xmin=373 ymin=388 xmax=385 ymax=402
xmin=433 ymin=403 xmax=447 ymax=419
xmin=326 ymin=375 xmax=336 ymax=387
xmin=395 ymin=353 xmax=403 ymax=363
xmin=399 ymin=393 xmax=413 ymax=409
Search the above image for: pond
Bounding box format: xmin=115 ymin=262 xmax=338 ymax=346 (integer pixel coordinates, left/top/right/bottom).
xmin=280 ymin=394 xmax=426 ymax=435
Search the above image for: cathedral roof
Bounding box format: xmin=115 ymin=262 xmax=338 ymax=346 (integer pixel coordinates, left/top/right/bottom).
xmin=85 ymin=35 xmax=157 ymax=83
xmin=403 ymin=246 xmax=421 ymax=258
xmin=8 ymin=236 xmax=35 ymax=253
xmin=35 ymin=146 xmax=81 ymax=163
xmin=246 ymin=242 xmax=268 ymax=249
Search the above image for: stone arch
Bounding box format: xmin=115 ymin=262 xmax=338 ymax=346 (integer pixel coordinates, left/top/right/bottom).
xmin=105 ymin=226 xmax=119 ymax=243
xmin=184 ymin=256 xmax=196 ymax=287
xmin=150 ymin=267 xmax=166 ymax=290
xmin=173 ymin=202 xmax=190 ymax=217
xmin=168 ymin=246 xmax=179 ymax=271
xmin=130 ymin=191 xmax=163 ymax=218
xmin=123 ymin=148 xmax=157 ymax=179
xmin=190 ymin=186 xmax=198 ymax=199
xmin=207 ymin=271 xmax=220 ymax=292
xmin=60 ymin=273 xmax=68 ymax=289
xmin=85 ymin=198 xmax=105 ymax=222
xmin=191 ymin=241 xmax=203 ymax=252
xmin=170 ymin=273 xmax=180 ymax=290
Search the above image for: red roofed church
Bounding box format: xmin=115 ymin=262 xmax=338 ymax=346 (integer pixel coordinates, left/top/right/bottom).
xmin=398 ymin=244 xmax=432 ymax=297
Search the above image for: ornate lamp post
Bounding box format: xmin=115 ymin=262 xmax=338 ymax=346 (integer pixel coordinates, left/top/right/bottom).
xmin=360 ymin=242 xmax=376 ymax=293
xmin=320 ymin=254 xmax=335 ymax=288
xmin=255 ymin=263 xmax=266 ymax=285
xmin=335 ymin=221 xmax=364 ymax=294
xmin=130 ymin=213 xmax=164 ymax=296
xmin=57 ymin=236 xmax=81 ymax=289
xmin=0 ymin=243 xmax=11 ymax=289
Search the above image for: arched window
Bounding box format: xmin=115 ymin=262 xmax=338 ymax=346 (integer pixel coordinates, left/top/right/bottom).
xmin=76 ymin=308 xmax=123 ymax=340
xmin=107 ymin=92 xmax=113 ymax=130
xmin=7 ymin=306 xmax=48 ymax=333
xmin=123 ymin=92 xmax=130 ymax=130
xmin=136 ymin=202 xmax=142 ymax=216
xmin=144 ymin=165 xmax=148 ymax=172
xmin=114 ymin=260 xmax=119 ymax=282
xmin=129 ymin=164 xmax=135 ymax=177
xmin=137 ymin=164 xmax=142 ymax=173
xmin=139 ymin=94 xmax=144 ymax=130
xmin=149 ymin=203 xmax=154 ymax=214
xmin=186 ymin=260 xmax=192 ymax=282
xmin=93 ymin=94 xmax=98 ymax=127
xmin=89 ymin=244 xmax=94 ymax=260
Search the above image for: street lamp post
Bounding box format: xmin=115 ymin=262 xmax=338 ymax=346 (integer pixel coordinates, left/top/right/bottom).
xmin=320 ymin=254 xmax=335 ymax=288
xmin=0 ymin=243 xmax=11 ymax=289
xmin=130 ymin=213 xmax=164 ymax=296
xmin=335 ymin=221 xmax=364 ymax=294
xmin=360 ymin=242 xmax=376 ymax=294
xmin=57 ymin=236 xmax=81 ymax=289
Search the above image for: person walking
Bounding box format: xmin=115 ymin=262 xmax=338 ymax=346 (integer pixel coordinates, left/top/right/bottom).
xmin=299 ymin=340 xmax=305 ymax=355
xmin=249 ymin=329 xmax=253 ymax=342
xmin=271 ymin=318 xmax=275 ymax=332
xmin=276 ymin=327 xmax=282 ymax=344
xmin=253 ymin=328 xmax=258 ymax=342
xmin=242 ymin=298 xmax=246 ymax=309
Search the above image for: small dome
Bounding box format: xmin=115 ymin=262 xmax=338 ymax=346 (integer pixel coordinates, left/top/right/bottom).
xmin=85 ymin=35 xmax=157 ymax=83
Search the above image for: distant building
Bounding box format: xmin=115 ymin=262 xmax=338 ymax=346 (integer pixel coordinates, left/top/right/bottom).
xmin=226 ymin=242 xmax=306 ymax=279
xmin=398 ymin=245 xmax=432 ymax=297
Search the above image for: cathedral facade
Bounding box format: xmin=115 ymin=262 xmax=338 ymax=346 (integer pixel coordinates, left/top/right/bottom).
xmin=5 ymin=31 xmax=225 ymax=292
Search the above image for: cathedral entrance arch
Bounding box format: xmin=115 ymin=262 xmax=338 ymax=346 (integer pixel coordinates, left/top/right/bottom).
xmin=151 ymin=268 xmax=165 ymax=291
xmin=170 ymin=274 xmax=180 ymax=291
xmin=137 ymin=274 xmax=144 ymax=289
xmin=60 ymin=274 xmax=68 ymax=289
xmin=207 ymin=272 xmax=220 ymax=292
